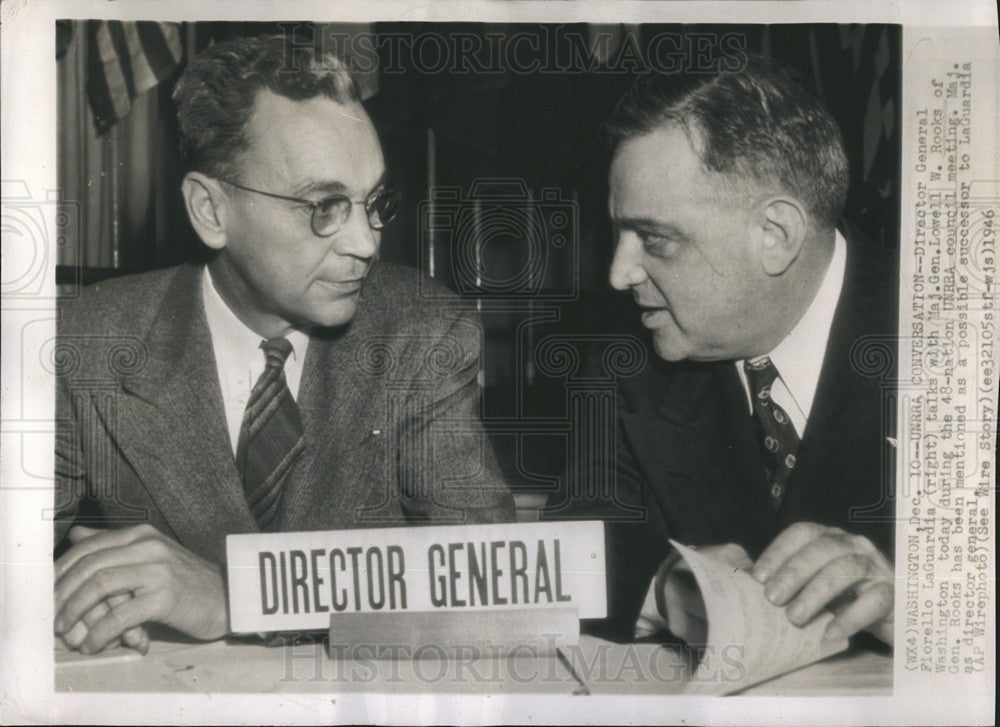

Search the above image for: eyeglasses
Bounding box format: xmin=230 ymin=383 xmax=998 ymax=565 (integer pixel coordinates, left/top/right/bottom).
xmin=219 ymin=178 xmax=401 ymax=238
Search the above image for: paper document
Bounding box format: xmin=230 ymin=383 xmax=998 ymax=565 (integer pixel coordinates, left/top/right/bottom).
xmin=671 ymin=541 xmax=849 ymax=695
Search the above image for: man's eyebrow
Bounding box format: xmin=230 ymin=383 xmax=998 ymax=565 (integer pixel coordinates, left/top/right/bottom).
xmin=293 ymin=170 xmax=390 ymax=198
xmin=292 ymin=179 xmax=346 ymax=197
xmin=614 ymin=217 xmax=688 ymax=240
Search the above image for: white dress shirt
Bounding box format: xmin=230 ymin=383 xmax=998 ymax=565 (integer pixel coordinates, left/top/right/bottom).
xmin=201 ymin=268 xmax=310 ymax=455
xmin=735 ymin=230 xmax=847 ymax=438
xmin=635 ymin=230 xmax=848 ymax=638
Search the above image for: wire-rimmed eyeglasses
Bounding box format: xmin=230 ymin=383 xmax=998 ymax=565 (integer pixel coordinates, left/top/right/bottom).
xmin=219 ymin=178 xmax=401 ymax=238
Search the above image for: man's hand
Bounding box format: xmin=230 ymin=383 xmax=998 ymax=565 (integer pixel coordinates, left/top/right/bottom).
xmin=58 ymin=526 xmax=149 ymax=654
xmin=55 ymin=524 xmax=229 ymax=654
xmin=751 ymin=522 xmax=893 ymax=645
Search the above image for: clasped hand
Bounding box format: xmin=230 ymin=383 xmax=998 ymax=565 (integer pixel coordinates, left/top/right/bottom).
xmin=55 ymin=524 xmax=229 ymax=654
xmin=752 ymin=522 xmax=893 ymax=644
xmin=666 ymin=522 xmax=893 ymax=645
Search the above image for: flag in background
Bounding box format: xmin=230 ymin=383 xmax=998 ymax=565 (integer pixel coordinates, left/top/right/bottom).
xmin=86 ymin=21 xmax=183 ymax=134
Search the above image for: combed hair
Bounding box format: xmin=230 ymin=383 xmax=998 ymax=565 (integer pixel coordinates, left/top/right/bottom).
xmin=173 ymin=34 xmax=360 ymax=180
xmin=604 ymin=55 xmax=849 ymax=230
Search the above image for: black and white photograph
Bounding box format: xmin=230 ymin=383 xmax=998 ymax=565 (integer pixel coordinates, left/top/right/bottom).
xmin=1 ymin=2 xmax=996 ymax=724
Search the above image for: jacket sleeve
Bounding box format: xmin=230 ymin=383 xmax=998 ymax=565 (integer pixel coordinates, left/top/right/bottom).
xmin=54 ymin=365 xmax=84 ymax=553
xmin=394 ymin=305 xmax=516 ymax=525
xmin=540 ymin=345 xmax=672 ymax=642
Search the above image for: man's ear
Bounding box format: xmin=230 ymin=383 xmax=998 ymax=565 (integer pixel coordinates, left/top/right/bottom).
xmin=181 ymin=172 xmax=228 ymax=250
xmin=758 ymin=197 xmax=808 ymax=276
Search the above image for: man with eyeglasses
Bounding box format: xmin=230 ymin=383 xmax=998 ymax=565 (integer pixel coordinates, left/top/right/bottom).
xmin=54 ymin=34 xmax=514 ymax=655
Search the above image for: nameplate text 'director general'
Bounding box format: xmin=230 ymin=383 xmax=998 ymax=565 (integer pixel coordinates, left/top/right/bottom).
xmin=225 ymin=521 xmax=605 ymax=633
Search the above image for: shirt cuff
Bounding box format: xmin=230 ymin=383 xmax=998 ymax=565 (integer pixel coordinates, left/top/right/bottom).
xmin=634 ymin=547 xmax=683 ymax=639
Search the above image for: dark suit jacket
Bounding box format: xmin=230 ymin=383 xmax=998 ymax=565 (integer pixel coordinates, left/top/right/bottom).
xmin=55 ymin=262 xmax=515 ymax=564
xmin=548 ymin=232 xmax=898 ymax=641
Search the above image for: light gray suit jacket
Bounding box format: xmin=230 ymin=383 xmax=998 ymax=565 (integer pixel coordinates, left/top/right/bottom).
xmin=55 ymin=262 xmax=515 ymax=564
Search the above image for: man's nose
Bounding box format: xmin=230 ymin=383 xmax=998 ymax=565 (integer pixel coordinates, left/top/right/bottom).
xmin=333 ymin=203 xmax=379 ymax=260
xmin=608 ymin=234 xmax=647 ymax=291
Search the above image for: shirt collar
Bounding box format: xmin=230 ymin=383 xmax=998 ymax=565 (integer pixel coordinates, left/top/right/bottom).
xmin=201 ymin=267 xmax=309 ymax=364
xmin=761 ymin=229 xmax=847 ymax=422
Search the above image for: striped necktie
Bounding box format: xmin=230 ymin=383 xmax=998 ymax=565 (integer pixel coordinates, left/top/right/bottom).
xmin=743 ymin=357 xmax=800 ymax=510
xmin=236 ymin=337 xmax=305 ymax=531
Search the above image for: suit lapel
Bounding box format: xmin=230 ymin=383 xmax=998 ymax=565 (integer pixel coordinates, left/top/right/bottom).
xmin=714 ymin=363 xmax=777 ymax=513
xmin=619 ymin=363 xmax=713 ymax=488
xmin=620 ymin=362 xmax=776 ymax=551
xmin=617 ymin=232 xmax=896 ymax=555
xmin=785 ymin=291 xmax=857 ymax=512
xmin=278 ymin=311 xmax=387 ymax=531
xmin=781 ymin=235 xmax=896 ymax=546
xmin=103 ymin=265 xmax=256 ymax=561
xmin=710 ymin=363 xmax=780 ymax=555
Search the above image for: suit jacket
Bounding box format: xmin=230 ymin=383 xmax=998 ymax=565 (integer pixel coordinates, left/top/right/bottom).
xmin=55 ymin=262 xmax=515 ymax=564
xmin=548 ymin=231 xmax=898 ymax=641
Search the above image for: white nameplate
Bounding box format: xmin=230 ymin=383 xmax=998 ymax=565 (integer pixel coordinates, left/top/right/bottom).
xmin=226 ymin=521 xmax=606 ymax=633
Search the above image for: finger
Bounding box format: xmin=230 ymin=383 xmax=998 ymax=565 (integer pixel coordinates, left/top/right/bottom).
xmin=714 ymin=543 xmax=753 ymax=571
xmin=824 ymin=579 xmax=894 ymax=642
xmin=783 ymin=554 xmax=871 ymax=626
xmin=82 ymin=593 xmax=161 ymax=655
xmin=57 ymin=632 xmax=79 ymax=653
xmin=61 ymin=620 xmax=92 ymax=651
xmin=55 ymin=524 xmax=159 ymax=580
xmin=107 ymin=592 xmax=149 ymax=654
xmin=126 ymin=627 xmax=150 ymax=655
xmin=56 ymin=564 xmax=158 ymax=635
xmin=763 ymin=532 xmax=861 ymax=606
xmin=60 ymin=598 xmax=114 ymax=649
xmin=752 ymin=522 xmax=828 ymax=582
xmin=68 ymin=525 xmax=103 ymax=543
xmin=119 ymin=620 xmax=150 ymax=654
xmin=115 ymin=622 xmax=150 ymax=654
xmin=56 ymin=538 xmax=165 ymax=615
xmin=121 ymin=626 xmax=149 ymax=654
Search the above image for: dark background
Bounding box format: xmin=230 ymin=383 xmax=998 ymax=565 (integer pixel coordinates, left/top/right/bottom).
xmin=57 ymin=22 xmax=902 ymax=500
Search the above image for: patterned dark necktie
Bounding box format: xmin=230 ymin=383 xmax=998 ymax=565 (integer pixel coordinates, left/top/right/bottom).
xmin=236 ymin=337 xmax=305 ymax=531
xmin=743 ymin=358 xmax=800 ymax=510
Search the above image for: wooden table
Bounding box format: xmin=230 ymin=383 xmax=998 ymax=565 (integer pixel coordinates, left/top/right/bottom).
xmin=56 ymin=635 xmax=892 ymax=696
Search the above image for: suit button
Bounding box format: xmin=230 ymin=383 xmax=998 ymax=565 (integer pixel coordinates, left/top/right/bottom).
xmin=771 ymin=482 xmax=784 ymax=500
